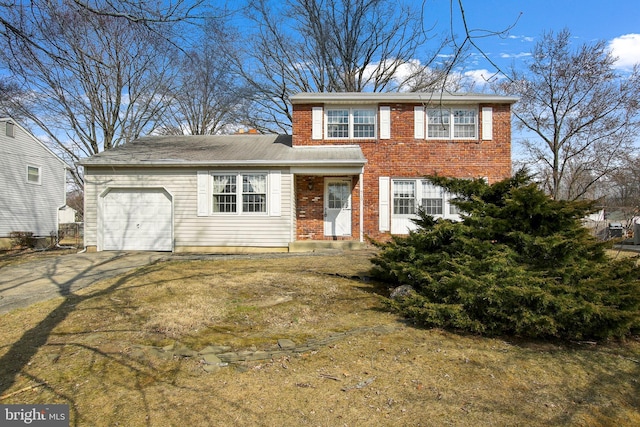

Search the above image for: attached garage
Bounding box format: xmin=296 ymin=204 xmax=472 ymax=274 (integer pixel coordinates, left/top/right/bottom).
xmin=100 ymin=188 xmax=173 ymax=251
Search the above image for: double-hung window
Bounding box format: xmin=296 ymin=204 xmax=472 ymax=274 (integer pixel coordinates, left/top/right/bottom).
xmin=211 ymin=172 xmax=267 ymax=214
xmin=426 ymin=108 xmax=477 ymax=139
xmin=212 ymin=174 xmax=237 ymax=213
xmin=393 ymin=180 xmax=416 ymax=215
xmin=242 ymin=174 xmax=267 ymax=213
xmin=27 ymin=165 xmax=41 ymax=185
xmin=421 ymin=181 xmax=443 ymax=215
xmin=326 ymin=107 xmax=376 ymax=139
xmin=392 ymin=179 xmax=460 ymax=219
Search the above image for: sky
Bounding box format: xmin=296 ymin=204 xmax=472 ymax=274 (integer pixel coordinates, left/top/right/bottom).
xmin=426 ymin=0 xmax=640 ymax=83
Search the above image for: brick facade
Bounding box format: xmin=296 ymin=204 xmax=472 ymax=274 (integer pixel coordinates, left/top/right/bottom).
xmin=291 ymin=98 xmax=513 ymax=242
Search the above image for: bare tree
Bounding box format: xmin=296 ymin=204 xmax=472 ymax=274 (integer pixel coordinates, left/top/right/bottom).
xmin=498 ymin=29 xmax=640 ymax=200
xmin=0 ymin=0 xmax=204 ymax=49
xmin=601 ymin=155 xmax=640 ymax=209
xmin=159 ymin=18 xmax=253 ymax=135
xmin=231 ymin=0 xmax=450 ymax=133
xmin=0 ymin=1 xmax=180 ymax=184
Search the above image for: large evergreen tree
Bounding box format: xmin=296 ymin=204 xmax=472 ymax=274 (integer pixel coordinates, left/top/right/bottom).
xmin=372 ymin=171 xmax=640 ymax=340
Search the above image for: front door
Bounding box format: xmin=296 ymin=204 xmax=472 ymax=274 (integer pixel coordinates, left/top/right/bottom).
xmin=324 ymin=178 xmax=352 ymax=236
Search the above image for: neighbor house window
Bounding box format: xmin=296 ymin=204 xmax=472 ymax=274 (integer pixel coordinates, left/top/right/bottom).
xmin=211 ymin=172 xmax=267 ymax=214
xmin=326 ymin=107 xmax=376 ymax=139
xmin=6 ymin=121 xmax=14 ymax=137
xmin=27 ymin=165 xmax=41 ymax=185
xmin=426 ymin=108 xmax=477 ymax=139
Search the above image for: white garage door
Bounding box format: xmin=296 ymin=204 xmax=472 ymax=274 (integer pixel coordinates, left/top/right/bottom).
xmin=102 ymin=188 xmax=172 ymax=251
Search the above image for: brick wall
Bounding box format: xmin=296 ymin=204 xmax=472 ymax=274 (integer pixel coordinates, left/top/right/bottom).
xmin=292 ymin=102 xmax=512 ymax=242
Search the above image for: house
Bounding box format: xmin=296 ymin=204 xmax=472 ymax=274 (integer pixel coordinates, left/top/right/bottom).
xmin=0 ymin=118 xmax=69 ymax=248
xmin=80 ymin=92 xmax=517 ymax=252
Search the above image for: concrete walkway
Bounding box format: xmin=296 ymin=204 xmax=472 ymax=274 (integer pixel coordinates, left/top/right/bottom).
xmin=0 ymin=251 xmax=167 ymax=314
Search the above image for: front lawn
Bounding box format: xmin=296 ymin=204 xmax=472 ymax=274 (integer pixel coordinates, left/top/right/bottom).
xmin=0 ymin=251 xmax=638 ymax=426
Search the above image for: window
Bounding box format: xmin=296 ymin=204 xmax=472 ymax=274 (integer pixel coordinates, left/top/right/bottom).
xmin=211 ymin=172 xmax=267 ymax=214
xmin=393 ymin=180 xmax=416 ymax=215
xmin=327 ymin=109 xmax=349 ymax=138
xmin=427 ymin=109 xmax=450 ymax=138
xmin=421 ymin=181 xmax=443 ymax=215
xmin=6 ymin=122 xmax=14 ymax=137
xmin=242 ymin=174 xmax=266 ymax=213
xmin=454 ymin=109 xmax=476 ymax=138
xmin=392 ymin=179 xmax=460 ymax=219
xmin=212 ymin=174 xmax=237 ymax=213
xmin=326 ymin=107 xmax=376 ymax=139
xmin=27 ymin=165 xmax=41 ymax=185
xmin=426 ymin=108 xmax=477 ymax=139
xmin=353 ymin=109 xmax=376 ymax=138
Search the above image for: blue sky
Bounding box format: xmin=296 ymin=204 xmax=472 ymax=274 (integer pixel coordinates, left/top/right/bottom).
xmin=430 ymin=0 xmax=640 ymax=80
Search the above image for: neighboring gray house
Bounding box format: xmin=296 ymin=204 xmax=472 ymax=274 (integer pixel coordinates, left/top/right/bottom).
xmin=0 ymin=118 xmax=68 ymax=246
xmin=79 ymin=134 xmax=366 ymax=252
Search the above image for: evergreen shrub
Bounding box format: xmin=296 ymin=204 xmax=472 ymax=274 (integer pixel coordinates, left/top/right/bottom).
xmin=371 ymin=171 xmax=640 ymax=340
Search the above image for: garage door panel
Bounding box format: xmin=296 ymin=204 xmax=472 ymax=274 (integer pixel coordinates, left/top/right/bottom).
xmin=102 ymin=189 xmax=172 ymax=251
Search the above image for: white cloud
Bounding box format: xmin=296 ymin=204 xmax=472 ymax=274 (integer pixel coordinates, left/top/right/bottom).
xmin=458 ymin=69 xmax=506 ymax=91
xmin=500 ymin=52 xmax=532 ymax=59
xmin=609 ymin=34 xmax=640 ymax=70
xmin=507 ymin=35 xmax=534 ymax=42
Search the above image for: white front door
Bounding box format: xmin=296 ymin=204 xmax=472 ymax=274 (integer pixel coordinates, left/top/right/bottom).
xmin=324 ymin=179 xmax=352 ymax=236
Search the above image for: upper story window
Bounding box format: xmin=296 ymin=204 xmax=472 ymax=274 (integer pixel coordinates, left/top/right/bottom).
xmin=426 ymin=108 xmax=477 ymax=140
xmin=6 ymin=121 xmax=14 ymax=137
xmin=326 ymin=107 xmax=376 ymax=139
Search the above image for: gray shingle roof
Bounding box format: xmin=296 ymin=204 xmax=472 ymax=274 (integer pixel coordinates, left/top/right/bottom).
xmin=79 ymin=134 xmax=366 ymax=167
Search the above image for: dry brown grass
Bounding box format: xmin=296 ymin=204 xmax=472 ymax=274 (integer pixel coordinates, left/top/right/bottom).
xmin=1 ymin=250 xmax=639 ymax=426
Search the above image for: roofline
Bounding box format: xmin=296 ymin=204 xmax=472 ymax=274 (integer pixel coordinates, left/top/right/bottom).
xmin=79 ymin=159 xmax=367 ymax=168
xmin=1 ymin=117 xmax=71 ymax=169
xmin=290 ymin=92 xmax=519 ymax=105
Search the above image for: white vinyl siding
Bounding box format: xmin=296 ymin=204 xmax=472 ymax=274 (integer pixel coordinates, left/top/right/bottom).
xmin=0 ymin=120 xmax=66 ymax=237
xmin=84 ymin=167 xmax=293 ymax=250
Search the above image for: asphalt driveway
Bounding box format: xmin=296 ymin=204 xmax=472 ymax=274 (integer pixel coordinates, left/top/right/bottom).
xmin=0 ymin=251 xmax=167 ymax=314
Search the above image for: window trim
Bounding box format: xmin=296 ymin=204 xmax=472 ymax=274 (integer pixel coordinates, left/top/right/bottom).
xmin=325 ymin=106 xmax=377 ymax=140
xmin=425 ymin=107 xmax=478 ymax=140
xmin=26 ymin=164 xmax=41 ymax=185
xmin=209 ymin=171 xmax=269 ymax=216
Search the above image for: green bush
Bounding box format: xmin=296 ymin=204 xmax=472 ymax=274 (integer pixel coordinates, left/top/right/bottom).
xmin=371 ymin=171 xmax=640 ymax=340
